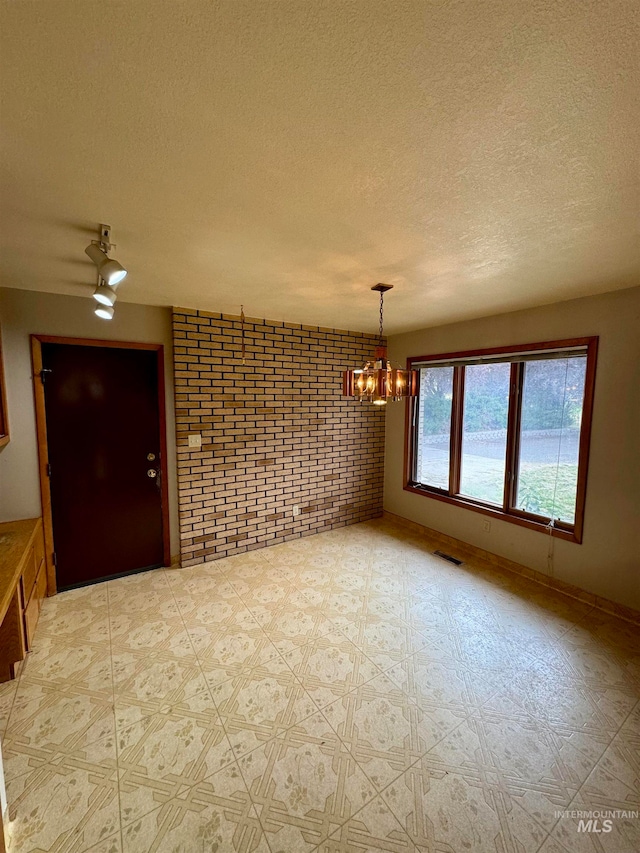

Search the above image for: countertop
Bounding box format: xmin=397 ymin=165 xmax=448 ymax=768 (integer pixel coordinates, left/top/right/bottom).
xmin=0 ymin=518 xmax=40 ymax=622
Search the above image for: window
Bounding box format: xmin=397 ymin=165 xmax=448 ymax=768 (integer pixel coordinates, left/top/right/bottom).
xmin=405 ymin=338 xmax=598 ymax=543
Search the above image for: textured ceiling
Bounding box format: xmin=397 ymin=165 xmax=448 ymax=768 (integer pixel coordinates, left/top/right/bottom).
xmin=0 ymin=1 xmax=638 ymax=334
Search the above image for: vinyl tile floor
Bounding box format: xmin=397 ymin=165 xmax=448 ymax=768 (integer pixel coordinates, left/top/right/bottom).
xmin=1 ymin=518 xmax=639 ymax=852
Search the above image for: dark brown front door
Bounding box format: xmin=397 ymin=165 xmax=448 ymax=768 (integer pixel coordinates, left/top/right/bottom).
xmin=41 ymin=342 xmax=168 ymax=589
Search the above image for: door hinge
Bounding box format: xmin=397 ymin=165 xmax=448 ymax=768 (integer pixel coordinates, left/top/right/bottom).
xmin=52 ymin=552 xmax=57 ymax=567
xmin=46 ymin=463 xmax=52 ymax=478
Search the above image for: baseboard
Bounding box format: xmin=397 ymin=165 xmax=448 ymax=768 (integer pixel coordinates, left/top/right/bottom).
xmin=383 ymin=510 xmax=640 ymax=626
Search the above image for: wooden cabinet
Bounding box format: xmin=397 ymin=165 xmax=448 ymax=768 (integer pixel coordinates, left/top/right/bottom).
xmin=0 ymin=518 xmax=47 ymax=682
xmin=24 ymin=562 xmax=47 ymax=649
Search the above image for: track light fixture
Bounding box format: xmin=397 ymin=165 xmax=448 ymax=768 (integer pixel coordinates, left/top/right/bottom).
xmin=86 ymin=224 xmax=127 ymax=319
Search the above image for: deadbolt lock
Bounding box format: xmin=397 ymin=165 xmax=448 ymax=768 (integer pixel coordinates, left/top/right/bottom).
xmin=147 ymin=468 xmax=157 ymax=478
xmin=147 ymin=453 xmax=156 ymax=462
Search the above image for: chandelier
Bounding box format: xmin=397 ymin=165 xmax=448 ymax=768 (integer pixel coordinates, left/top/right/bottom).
xmin=343 ymin=284 xmax=419 ymax=405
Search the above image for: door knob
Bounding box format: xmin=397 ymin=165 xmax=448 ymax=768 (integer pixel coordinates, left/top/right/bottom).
xmin=147 ymin=468 xmax=157 ymax=478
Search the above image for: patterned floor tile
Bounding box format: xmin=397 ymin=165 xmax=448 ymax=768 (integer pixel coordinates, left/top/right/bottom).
xmin=384 ymin=651 xmax=503 ymax=715
xmin=239 ymin=713 xmax=377 ymax=851
xmin=117 ymin=703 xmax=234 ymax=826
xmin=211 ymin=655 xmax=318 ymax=758
xmin=423 ymin=704 xmax=601 ymax=830
xmin=164 ymin=560 xmax=228 ymax=590
xmin=0 ymin=677 xmax=18 ymax=738
xmin=334 ymin=612 xmax=431 ymax=671
xmin=543 ymin=789 xmax=640 ymax=852
xmin=113 ymin=676 xmax=218 ymax=738
xmin=189 ymin=622 xmax=279 ymax=672
xmin=120 ymin=761 xmax=269 ymax=852
xmin=579 ymin=728 xmax=640 ymax=812
xmin=231 ymin=575 xmax=298 ymax=606
xmin=282 ymin=630 xmax=381 ymax=710
xmin=5 ymin=732 xmax=119 ymax=853
xmin=107 ymin=572 xmax=176 ymax=615
xmin=19 ymin=637 xmax=114 ymax=697
xmin=173 ymin=589 xmax=261 ymax=634
xmin=453 ymin=617 xmax=544 ymax=678
xmin=398 ymin=590 xmax=452 ymax=634
xmin=2 ymin=679 xmax=116 ymax=780
xmin=84 ymin=833 xmax=122 ymax=853
xmin=109 ymin=651 xmax=215 ymax=741
xmin=5 ymin=519 xmax=640 ymax=853
xmin=321 ymin=674 xmax=429 ymax=791
xmin=502 ymin=589 xmax=594 ymax=641
xmin=556 ymin=618 xmax=640 ymax=690
xmin=320 ymin=795 xmax=415 ymax=852
xmin=36 ymin=604 xmax=110 ymax=645
xmin=248 ymin=600 xmax=337 ymax=651
xmin=381 ymin=754 xmax=548 ymax=853
xmin=110 ymin=611 xmax=195 ymax=659
xmin=492 ymin=655 xmax=638 ymax=737
xmin=619 ymin=699 xmax=640 ymax=740
xmin=40 ymin=582 xmax=108 ymax=616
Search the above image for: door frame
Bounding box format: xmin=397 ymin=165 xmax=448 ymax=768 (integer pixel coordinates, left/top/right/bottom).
xmin=31 ymin=335 xmax=172 ymax=595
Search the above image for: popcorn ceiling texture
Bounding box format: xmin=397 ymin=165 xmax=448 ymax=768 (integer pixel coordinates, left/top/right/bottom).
xmin=173 ymin=309 xmax=385 ymax=565
xmin=1 ymin=3 xmax=638 ymax=333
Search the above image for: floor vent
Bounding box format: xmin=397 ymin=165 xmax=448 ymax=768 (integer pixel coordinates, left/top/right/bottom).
xmin=433 ymin=550 xmax=463 ymax=566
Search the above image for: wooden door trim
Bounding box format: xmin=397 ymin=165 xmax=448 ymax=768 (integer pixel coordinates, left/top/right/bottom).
xmin=31 ymin=335 xmax=172 ymax=596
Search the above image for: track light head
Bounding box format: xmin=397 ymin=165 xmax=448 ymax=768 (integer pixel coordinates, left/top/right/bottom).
xmin=101 ymin=259 xmax=127 ymax=285
xmin=85 ymin=242 xmax=127 ymax=285
xmin=93 ymin=282 xmax=117 ymax=306
xmin=94 ymin=304 xmax=114 ymax=320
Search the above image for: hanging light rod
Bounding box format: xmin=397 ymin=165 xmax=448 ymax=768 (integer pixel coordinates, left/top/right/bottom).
xmin=342 ymin=283 xmax=419 ymax=405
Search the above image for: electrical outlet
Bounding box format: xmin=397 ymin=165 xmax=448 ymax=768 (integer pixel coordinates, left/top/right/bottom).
xmin=482 ymin=519 xmax=491 ymax=533
xmin=292 ymin=505 xmax=301 ymax=517
xmin=188 ymin=433 xmax=202 ymax=448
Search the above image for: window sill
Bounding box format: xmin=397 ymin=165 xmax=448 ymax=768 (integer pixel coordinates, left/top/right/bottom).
xmin=403 ymin=482 xmax=581 ymax=543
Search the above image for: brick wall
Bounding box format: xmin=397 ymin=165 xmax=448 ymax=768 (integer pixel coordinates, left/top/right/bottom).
xmin=173 ymin=308 xmax=385 ymax=565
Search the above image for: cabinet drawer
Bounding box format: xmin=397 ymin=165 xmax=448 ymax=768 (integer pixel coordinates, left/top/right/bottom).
xmin=24 ymin=563 xmax=47 ymax=650
xmin=21 ymin=545 xmax=38 ymax=603
xmin=24 ymin=588 xmax=39 ymax=650
xmin=34 ymin=523 xmax=45 ymax=570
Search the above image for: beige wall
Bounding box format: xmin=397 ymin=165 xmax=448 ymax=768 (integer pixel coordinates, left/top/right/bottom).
xmin=385 ymin=286 xmax=640 ymax=611
xmin=0 ymin=288 xmax=179 ymax=555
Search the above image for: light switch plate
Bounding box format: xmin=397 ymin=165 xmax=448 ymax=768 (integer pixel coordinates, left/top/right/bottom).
xmin=188 ymin=434 xmax=202 ymax=448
